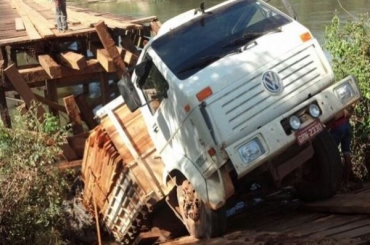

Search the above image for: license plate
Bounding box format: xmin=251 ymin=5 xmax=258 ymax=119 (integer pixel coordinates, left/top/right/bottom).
xmin=295 ymin=120 xmax=324 ymax=145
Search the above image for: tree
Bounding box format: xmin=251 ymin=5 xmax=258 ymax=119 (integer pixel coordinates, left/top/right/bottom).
xmin=0 ymin=101 xmax=70 ymax=244
xmin=324 ymin=13 xmax=370 ymax=179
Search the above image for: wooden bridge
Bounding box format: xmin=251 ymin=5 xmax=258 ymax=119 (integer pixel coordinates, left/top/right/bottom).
xmin=0 ymin=0 xmax=161 ymax=162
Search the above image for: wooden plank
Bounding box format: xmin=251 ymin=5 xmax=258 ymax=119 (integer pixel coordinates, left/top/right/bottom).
xmin=332 ymin=222 xmax=370 ymax=238
xmin=58 ymin=51 xmax=87 ymax=70
xmin=129 ymin=16 xmax=158 ymax=25
xmin=16 ymin=0 xmax=55 ymax=37
xmin=0 ymin=36 xmax=29 ymax=45
xmin=4 ymin=64 xmax=45 ymax=118
xmin=15 ymin=17 xmax=25 ymax=31
xmin=17 ymin=5 xmax=42 ymax=40
xmin=63 ymin=95 xmax=84 ymax=135
xmin=33 ymin=93 xmax=67 ymax=113
xmin=303 ymin=193 xmax=370 ymax=214
xmin=38 ymin=54 xmax=61 ymax=78
xmin=19 ymin=65 xmax=50 ymax=83
xmin=310 ymin=216 xmax=370 ymax=238
xmin=95 ymin=21 xmax=126 ymax=77
xmin=288 ymin=214 xmax=365 ymax=236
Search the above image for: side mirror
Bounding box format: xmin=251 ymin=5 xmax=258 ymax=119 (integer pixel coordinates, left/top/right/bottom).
xmin=117 ymin=73 xmax=142 ymax=112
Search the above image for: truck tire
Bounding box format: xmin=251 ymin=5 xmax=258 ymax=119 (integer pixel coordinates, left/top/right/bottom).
xmin=177 ymin=180 xmax=226 ymax=239
xmin=294 ymin=129 xmax=343 ymax=202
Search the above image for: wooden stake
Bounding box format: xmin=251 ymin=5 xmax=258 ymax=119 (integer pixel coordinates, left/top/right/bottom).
xmin=93 ymin=182 xmax=102 ymax=245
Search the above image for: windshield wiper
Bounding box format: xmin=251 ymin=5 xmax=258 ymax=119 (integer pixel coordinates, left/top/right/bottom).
xmin=178 ymin=55 xmax=223 ymax=74
xmin=222 ymin=28 xmax=282 ymax=49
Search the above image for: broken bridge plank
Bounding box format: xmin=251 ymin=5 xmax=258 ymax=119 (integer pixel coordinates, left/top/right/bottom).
xmin=4 ymin=64 xmax=45 ymax=118
xmin=95 ymin=21 xmax=126 ymax=77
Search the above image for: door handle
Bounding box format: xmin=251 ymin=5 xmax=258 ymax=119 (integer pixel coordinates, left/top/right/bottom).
xmin=153 ymin=124 xmax=159 ymax=133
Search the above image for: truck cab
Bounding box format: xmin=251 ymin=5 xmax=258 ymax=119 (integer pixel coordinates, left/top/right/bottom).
xmin=118 ymin=0 xmax=361 ymax=239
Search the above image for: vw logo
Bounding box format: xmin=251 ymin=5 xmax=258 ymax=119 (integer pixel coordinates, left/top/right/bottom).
xmin=262 ymin=71 xmax=283 ymax=94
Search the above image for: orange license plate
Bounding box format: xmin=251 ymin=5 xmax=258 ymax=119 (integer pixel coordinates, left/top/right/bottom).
xmin=295 ymin=120 xmax=324 ymax=145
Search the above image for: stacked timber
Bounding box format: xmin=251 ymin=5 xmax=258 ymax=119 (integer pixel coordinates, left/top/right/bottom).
xmin=81 ymin=97 xmax=173 ymax=243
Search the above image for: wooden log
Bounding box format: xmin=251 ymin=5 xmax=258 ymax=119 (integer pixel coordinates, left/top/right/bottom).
xmin=15 ymin=18 xmax=25 ymax=31
xmin=95 ymin=21 xmax=126 ymax=77
xmin=38 ymin=54 xmax=62 ymax=78
xmin=63 ymin=95 xmax=84 ymax=135
xmin=58 ymin=51 xmax=87 ymax=70
xmin=4 ymin=64 xmax=45 ymax=118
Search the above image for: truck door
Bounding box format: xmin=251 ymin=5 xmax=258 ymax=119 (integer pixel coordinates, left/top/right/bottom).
xmin=136 ymin=58 xmax=173 ymax=154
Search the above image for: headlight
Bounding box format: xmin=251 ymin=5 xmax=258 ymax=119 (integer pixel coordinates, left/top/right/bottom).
xmin=238 ymin=138 xmax=265 ymax=165
xmin=308 ymin=104 xmax=320 ymax=118
xmin=335 ymin=82 xmax=355 ymax=104
xmin=289 ymin=115 xmax=301 ymax=130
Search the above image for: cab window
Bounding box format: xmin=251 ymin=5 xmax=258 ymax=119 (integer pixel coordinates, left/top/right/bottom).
xmin=137 ymin=59 xmax=169 ymax=115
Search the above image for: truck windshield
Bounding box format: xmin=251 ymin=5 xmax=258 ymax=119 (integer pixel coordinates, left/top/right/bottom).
xmin=151 ymin=0 xmax=291 ymax=80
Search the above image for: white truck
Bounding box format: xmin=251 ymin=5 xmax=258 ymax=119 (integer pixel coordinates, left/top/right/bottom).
xmin=82 ymin=0 xmax=361 ymax=242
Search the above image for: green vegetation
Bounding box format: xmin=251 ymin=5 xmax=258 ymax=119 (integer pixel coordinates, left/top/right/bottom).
xmin=0 ymin=102 xmax=71 ymax=245
xmin=324 ymin=13 xmax=370 ymax=179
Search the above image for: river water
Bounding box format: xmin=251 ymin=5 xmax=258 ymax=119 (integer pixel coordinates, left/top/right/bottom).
xmin=78 ymin=0 xmax=370 ymax=45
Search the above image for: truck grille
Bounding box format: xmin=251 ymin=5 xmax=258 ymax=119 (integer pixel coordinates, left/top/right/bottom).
xmin=211 ymin=45 xmax=325 ymax=138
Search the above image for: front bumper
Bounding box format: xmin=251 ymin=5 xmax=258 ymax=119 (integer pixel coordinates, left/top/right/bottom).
xmin=225 ymin=75 xmax=361 ymax=178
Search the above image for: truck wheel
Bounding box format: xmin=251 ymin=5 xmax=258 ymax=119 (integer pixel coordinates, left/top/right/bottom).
xmin=294 ymin=129 xmax=343 ymax=202
xmin=177 ymin=180 xmax=226 ymax=239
